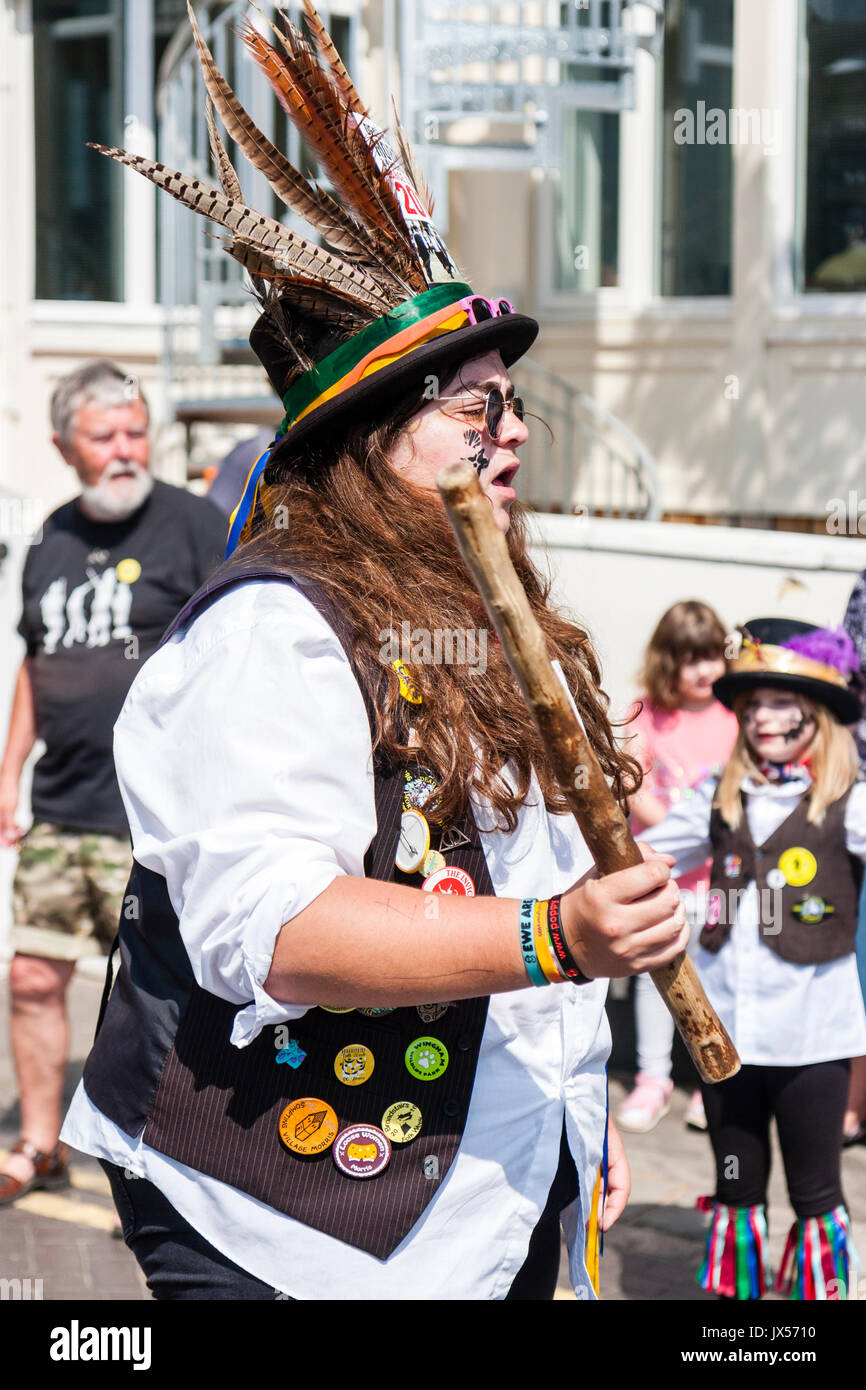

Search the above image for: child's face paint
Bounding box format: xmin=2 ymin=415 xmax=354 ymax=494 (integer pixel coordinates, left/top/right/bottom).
xmin=741 ymin=688 xmax=816 ymax=765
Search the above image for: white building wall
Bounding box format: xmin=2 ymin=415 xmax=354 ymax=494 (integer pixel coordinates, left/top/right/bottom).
xmin=531 ymin=516 xmax=866 ymax=722
xmin=1 ymin=0 xmax=865 ymax=523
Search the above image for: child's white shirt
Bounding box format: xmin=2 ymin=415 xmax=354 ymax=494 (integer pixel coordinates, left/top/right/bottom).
xmin=642 ymin=774 xmax=866 ymax=1066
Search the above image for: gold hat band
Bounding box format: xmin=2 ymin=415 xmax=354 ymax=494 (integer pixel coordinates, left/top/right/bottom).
xmin=733 ymin=640 xmax=849 ymax=691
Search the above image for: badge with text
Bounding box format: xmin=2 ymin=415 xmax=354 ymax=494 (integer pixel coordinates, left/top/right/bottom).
xmin=334 ymin=1044 xmax=375 ymax=1086
xmin=405 ymin=1036 xmax=449 ymax=1081
xmin=422 ymin=866 xmax=475 ymax=896
xmin=403 ymin=768 xmax=440 ymax=813
xmin=382 ymin=1101 xmax=423 ymax=1145
xmin=278 ymin=1098 xmax=339 ymax=1156
xmin=333 ymin=1123 xmax=392 ymax=1179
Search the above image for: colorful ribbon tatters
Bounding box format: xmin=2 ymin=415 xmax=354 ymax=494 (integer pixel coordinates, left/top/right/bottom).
xmin=697 ymin=1199 xmax=772 ymax=1300
xmin=776 ymin=1206 xmax=859 ymax=1300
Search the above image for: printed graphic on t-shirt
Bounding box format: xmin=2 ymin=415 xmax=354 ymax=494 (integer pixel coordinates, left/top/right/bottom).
xmin=39 ymin=569 xmax=135 ymax=653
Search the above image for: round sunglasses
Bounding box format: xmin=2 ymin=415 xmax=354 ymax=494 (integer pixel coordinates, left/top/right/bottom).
xmin=435 ymin=386 xmax=526 ymax=440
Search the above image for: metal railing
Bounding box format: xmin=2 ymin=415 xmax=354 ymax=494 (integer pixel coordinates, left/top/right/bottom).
xmin=513 ymin=359 xmax=661 ymax=518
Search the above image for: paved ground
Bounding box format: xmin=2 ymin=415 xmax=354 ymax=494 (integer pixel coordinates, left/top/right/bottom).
xmin=1 ymin=964 xmax=864 ymax=1302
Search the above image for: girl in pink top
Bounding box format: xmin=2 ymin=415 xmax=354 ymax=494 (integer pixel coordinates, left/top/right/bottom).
xmin=617 ymin=602 xmax=738 ymax=1133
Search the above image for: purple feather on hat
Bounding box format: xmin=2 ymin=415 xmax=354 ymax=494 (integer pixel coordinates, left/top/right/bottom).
xmin=782 ymin=626 xmax=858 ymax=678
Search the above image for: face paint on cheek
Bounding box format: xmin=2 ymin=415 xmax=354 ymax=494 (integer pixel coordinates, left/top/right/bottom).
xmin=463 ymin=428 xmax=488 ymax=477
xmin=780 ymin=712 xmax=815 ymax=743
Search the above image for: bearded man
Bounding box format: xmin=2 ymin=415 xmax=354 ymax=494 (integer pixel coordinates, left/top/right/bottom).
xmin=0 ymin=360 xmax=225 ymax=1205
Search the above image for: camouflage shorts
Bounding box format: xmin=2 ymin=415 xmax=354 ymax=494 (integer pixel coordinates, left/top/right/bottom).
xmin=12 ymin=822 xmax=133 ymax=962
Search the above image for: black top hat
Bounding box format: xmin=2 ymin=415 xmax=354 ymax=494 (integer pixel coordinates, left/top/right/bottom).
xmin=253 ymin=308 xmax=539 ymax=461
xmin=713 ymin=618 xmax=862 ymax=725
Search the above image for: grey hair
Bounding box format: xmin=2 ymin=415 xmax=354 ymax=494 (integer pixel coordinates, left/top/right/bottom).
xmin=50 ymin=360 xmax=149 ymax=446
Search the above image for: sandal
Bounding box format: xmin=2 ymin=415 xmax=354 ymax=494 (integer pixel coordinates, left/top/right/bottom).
xmin=0 ymin=1139 xmax=70 ymax=1207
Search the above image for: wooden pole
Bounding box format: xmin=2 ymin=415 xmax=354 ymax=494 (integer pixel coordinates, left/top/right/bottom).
xmin=437 ymin=461 xmax=740 ymax=1084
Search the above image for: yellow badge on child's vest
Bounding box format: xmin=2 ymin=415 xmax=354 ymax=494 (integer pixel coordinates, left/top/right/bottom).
xmin=777 ymin=847 xmax=817 ymax=887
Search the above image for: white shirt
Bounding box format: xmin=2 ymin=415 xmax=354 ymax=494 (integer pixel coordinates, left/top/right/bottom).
xmin=62 ymin=579 xmax=609 ymax=1300
xmin=642 ymin=774 xmax=866 ymax=1067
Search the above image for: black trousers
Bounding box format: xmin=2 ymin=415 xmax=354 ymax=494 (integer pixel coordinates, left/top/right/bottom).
xmin=103 ymin=1125 xmax=579 ymax=1301
xmin=700 ymin=1060 xmax=850 ymax=1218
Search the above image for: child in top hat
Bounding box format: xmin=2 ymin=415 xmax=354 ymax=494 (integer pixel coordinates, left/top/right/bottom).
xmin=643 ymin=618 xmax=866 ymax=1300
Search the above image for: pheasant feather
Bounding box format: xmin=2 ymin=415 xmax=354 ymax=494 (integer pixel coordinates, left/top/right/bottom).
xmin=86 ymin=144 xmax=393 ymax=311
xmin=188 ymin=3 xmax=384 ymax=269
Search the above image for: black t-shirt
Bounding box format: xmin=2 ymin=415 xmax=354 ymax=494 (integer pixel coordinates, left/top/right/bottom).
xmin=18 ymin=480 xmax=227 ymax=832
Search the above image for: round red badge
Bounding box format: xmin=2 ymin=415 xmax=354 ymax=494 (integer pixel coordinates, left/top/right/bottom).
xmin=332 ymin=1124 xmax=392 ymax=1179
xmin=421 ymin=866 xmax=475 ymax=896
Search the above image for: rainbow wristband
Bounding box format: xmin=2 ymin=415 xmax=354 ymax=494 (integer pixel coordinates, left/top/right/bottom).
xmin=519 ymin=899 xmax=550 ymax=987
xmin=533 ymin=899 xmax=566 ymax=983
xmin=546 ymin=895 xmax=591 ymax=984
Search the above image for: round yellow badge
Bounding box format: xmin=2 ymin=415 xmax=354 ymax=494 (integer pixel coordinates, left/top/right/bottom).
xmin=278 ymin=1098 xmax=339 ymax=1156
xmin=115 ymin=558 xmax=141 ymax=584
xmin=777 ymin=847 xmax=817 ymax=888
xmin=334 ymin=1044 xmax=375 ymax=1086
xmin=320 ymin=1006 xmax=355 ymax=1014
xmin=381 ymin=1101 xmax=423 ymax=1145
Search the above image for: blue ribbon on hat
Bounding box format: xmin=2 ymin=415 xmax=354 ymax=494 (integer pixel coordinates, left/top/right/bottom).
xmin=225 ymin=444 xmax=275 ymax=559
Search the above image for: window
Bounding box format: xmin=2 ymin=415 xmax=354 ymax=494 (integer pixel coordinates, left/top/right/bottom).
xmin=553 ymin=104 xmax=620 ymax=292
xmin=661 ymin=0 xmax=734 ymax=296
xmin=33 ymin=0 xmax=123 ymax=301
xmin=800 ymin=0 xmax=866 ymax=292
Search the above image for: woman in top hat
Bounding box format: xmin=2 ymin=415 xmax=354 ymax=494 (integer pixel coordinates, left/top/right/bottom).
xmin=59 ymin=4 xmax=690 ymax=1300
xmin=644 ymin=618 xmax=866 ymax=1300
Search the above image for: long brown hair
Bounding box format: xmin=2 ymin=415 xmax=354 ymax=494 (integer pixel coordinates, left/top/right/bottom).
xmin=715 ymin=692 xmax=859 ymax=828
xmin=256 ymin=416 xmax=641 ymax=831
xmin=639 ymin=601 xmax=728 ymax=711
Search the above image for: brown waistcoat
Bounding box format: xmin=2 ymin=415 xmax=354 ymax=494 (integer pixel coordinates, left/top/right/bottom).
xmin=700 ymin=787 xmax=861 ymax=965
xmin=83 ymin=545 xmax=493 ymax=1259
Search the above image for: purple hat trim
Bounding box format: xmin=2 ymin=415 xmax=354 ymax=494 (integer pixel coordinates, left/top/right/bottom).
xmin=782 ymin=627 xmax=858 ymax=679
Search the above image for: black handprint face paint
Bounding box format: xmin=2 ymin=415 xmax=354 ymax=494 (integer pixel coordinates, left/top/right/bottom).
xmin=742 ymin=698 xmax=811 ymax=738
xmin=741 ymin=690 xmax=817 ymax=762
xmin=463 ymin=428 xmax=488 ymax=477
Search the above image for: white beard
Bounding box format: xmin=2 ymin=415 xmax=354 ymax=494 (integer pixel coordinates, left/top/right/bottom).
xmin=79 ymin=461 xmax=154 ymax=522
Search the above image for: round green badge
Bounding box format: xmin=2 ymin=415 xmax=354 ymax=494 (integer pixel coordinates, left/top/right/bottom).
xmin=405 ymin=1036 xmax=449 ymax=1082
